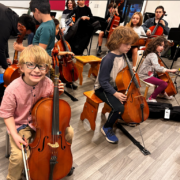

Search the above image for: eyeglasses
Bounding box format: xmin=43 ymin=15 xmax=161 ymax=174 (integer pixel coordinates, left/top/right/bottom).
xmin=24 ymin=62 xmax=47 ymax=71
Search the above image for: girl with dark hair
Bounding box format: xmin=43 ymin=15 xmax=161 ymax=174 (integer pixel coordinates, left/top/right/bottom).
xmin=61 ymin=0 xmax=76 ymax=34
xmin=138 ymin=36 xmax=177 ymax=102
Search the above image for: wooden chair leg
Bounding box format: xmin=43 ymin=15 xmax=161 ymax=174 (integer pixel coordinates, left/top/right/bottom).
xmin=80 ymin=98 xmax=99 ymax=131
xmin=144 ymin=86 xmax=149 ymax=99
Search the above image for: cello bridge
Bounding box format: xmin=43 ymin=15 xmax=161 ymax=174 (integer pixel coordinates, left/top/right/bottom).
xmin=135 ymin=95 xmax=144 ymax=98
xmin=48 ymin=142 xmax=59 ymax=148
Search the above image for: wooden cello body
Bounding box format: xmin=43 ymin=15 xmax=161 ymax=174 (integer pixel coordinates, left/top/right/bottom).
xmin=157 ymin=57 xmax=177 ymax=96
xmin=28 ymin=49 xmax=73 ymax=180
xmin=55 ymin=29 xmax=78 ymax=83
xmin=115 ymin=55 xmax=149 ymax=124
xmin=3 ymin=25 xmax=26 ymax=87
xmin=107 ymin=15 xmax=120 ymax=40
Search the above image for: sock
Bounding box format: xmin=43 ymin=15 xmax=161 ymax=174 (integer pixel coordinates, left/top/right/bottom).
xmin=99 ymin=46 xmax=101 ymax=50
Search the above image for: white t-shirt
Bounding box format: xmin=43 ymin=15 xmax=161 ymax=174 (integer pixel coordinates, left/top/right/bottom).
xmin=133 ymin=26 xmax=146 ymax=37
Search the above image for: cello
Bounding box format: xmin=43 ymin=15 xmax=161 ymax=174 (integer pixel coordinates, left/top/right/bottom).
xmin=27 ymin=47 xmax=73 ymax=180
xmin=106 ymin=0 xmax=124 ymax=40
xmin=3 ymin=25 xmax=26 ymax=87
xmin=149 ymin=11 xmax=166 ymax=36
xmin=55 ymin=28 xmax=78 ymax=83
xmin=115 ymin=54 xmax=149 ymax=123
xmin=156 ymin=54 xmax=177 ymax=96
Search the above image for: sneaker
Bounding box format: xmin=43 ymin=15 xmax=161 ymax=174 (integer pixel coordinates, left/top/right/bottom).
xmin=146 ymin=97 xmax=157 ymax=102
xmin=101 ymin=126 xmax=118 ymax=144
xmin=158 ymin=93 xmax=173 ymax=100
xmin=97 ymin=49 xmax=102 ymax=56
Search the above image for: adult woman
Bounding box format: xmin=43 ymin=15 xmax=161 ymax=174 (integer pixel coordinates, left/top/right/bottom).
xmin=61 ymin=0 xmax=76 ymax=34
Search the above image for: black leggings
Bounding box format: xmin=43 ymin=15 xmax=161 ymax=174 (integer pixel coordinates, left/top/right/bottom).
xmin=95 ymin=88 xmax=124 ymax=128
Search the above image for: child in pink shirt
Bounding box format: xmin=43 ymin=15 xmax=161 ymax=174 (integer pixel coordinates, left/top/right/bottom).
xmin=0 ymin=45 xmax=73 ymax=179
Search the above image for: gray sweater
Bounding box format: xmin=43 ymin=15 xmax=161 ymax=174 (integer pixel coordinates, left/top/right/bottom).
xmin=94 ymin=53 xmax=126 ymax=95
xmin=138 ymin=53 xmax=167 ymax=80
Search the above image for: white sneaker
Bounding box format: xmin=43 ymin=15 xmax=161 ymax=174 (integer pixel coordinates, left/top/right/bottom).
xmin=158 ymin=93 xmax=173 ymax=100
xmin=146 ymin=97 xmax=157 ymax=102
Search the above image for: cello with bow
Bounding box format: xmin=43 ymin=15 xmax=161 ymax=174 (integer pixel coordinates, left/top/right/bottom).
xmin=26 ymin=47 xmax=73 ymax=180
xmin=3 ymin=24 xmax=26 ymax=87
xmin=115 ymin=54 xmax=150 ymax=155
xmin=105 ymin=0 xmax=124 ymax=40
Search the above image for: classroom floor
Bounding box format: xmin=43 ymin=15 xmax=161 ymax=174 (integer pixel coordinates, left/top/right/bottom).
xmin=1 ymin=36 xmax=180 ymax=180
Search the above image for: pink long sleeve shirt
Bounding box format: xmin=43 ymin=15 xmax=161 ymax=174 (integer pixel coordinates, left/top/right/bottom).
xmin=0 ymin=76 xmax=54 ymax=133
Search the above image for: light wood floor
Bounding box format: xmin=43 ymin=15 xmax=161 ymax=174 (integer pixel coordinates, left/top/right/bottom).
xmin=1 ymin=36 xmax=180 ymax=180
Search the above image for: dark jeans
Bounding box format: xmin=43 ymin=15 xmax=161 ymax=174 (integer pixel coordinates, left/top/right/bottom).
xmin=95 ymin=88 xmax=124 ymax=128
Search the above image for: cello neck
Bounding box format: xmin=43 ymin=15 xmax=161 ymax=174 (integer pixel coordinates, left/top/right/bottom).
xmin=124 ymin=54 xmax=139 ymax=89
xmin=59 ymin=28 xmax=70 ymax=52
xmin=52 ymin=56 xmax=60 ymax=135
xmin=152 ymin=11 xmax=166 ymax=35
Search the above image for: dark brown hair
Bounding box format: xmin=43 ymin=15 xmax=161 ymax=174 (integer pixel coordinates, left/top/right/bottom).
xmin=155 ymin=6 xmax=164 ymax=13
xmin=53 ymin=19 xmax=59 ymax=26
xmin=144 ymin=36 xmax=169 ymax=56
xmin=108 ymin=3 xmax=114 ymax=9
xmin=66 ymin=0 xmax=76 ymax=9
xmin=107 ymin=26 xmax=139 ymax=51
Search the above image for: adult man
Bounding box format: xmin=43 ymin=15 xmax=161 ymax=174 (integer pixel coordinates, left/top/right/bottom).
xmin=142 ymin=6 xmax=169 ymax=36
xmin=0 ymin=3 xmax=36 ymax=70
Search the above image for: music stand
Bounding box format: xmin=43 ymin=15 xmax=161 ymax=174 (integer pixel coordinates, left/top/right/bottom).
xmin=168 ymin=28 xmax=180 ymax=69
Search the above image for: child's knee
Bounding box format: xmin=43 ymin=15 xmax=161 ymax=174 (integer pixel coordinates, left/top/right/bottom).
xmin=162 ymin=81 xmax=168 ymax=88
xmin=114 ymin=104 xmax=124 ymax=114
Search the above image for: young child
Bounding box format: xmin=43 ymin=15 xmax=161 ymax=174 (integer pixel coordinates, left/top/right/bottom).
xmin=61 ymin=0 xmax=76 ymax=34
xmin=67 ymin=0 xmax=93 ymax=22
xmin=138 ymin=36 xmax=177 ymax=102
xmin=94 ymin=26 xmax=139 ymax=144
xmin=53 ymin=18 xmax=77 ymax=90
xmin=14 ymin=0 xmax=55 ymax=57
xmin=126 ymin=12 xmax=146 ymax=69
xmin=0 ymin=45 xmax=74 ymax=179
xmin=97 ymin=3 xmax=119 ymax=56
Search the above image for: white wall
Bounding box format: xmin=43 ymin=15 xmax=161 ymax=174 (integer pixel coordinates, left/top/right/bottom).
xmin=89 ymin=1 xmax=108 ymax=18
xmin=144 ymin=1 xmax=180 ymax=28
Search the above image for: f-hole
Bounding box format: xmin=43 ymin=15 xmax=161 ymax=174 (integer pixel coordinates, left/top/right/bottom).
xmin=38 ymin=136 xmax=49 ymax=152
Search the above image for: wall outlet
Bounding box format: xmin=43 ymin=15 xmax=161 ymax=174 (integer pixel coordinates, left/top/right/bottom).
xmin=94 ymin=4 xmax=99 ymax=8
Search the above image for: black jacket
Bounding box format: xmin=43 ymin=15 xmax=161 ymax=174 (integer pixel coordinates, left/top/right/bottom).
xmin=0 ymin=3 xmax=19 ymax=69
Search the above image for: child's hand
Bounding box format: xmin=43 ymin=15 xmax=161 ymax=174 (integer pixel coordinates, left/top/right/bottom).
xmin=113 ymin=92 xmax=127 ymax=104
xmin=13 ymin=42 xmax=24 ymax=52
xmin=11 ymin=133 xmax=28 ymax=150
xmin=58 ymin=80 xmax=64 ymax=95
xmin=68 ymin=52 xmax=74 ymax=56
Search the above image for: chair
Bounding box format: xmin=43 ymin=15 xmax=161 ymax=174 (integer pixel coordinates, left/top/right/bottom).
xmin=136 ymin=50 xmax=155 ymax=99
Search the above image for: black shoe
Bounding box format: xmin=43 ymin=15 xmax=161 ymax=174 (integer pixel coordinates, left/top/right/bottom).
xmin=67 ymin=167 xmax=75 ymax=176
xmin=66 ymin=83 xmax=78 ymax=90
xmin=97 ymin=49 xmax=102 ymax=56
